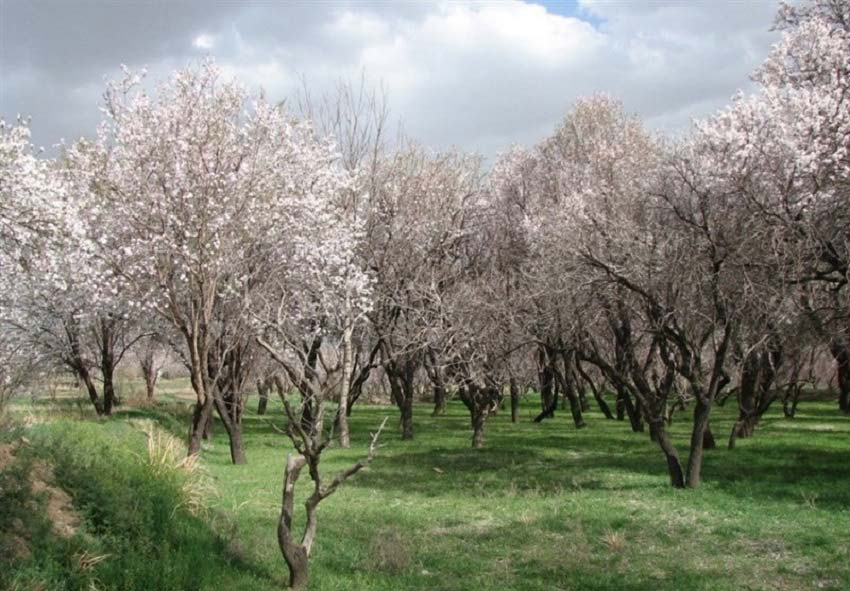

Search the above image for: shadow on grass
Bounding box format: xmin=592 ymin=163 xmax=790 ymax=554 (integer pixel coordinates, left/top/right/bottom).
xmin=341 ymin=404 xmax=850 ymax=511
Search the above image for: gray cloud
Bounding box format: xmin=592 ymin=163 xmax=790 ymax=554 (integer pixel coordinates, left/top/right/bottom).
xmin=0 ymin=0 xmax=781 ymax=156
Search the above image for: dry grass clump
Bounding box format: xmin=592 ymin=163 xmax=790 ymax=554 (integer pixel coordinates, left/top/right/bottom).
xmin=365 ymin=528 xmax=413 ymax=573
xmin=132 ymin=419 xmax=214 ymax=517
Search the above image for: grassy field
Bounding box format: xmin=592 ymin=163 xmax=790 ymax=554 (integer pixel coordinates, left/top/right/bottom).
xmin=3 ymin=384 xmax=850 ymax=591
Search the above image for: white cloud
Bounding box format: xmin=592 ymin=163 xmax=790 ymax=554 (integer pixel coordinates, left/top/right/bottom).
xmin=2 ymin=0 xmax=783 ymax=158
xmin=193 ymin=33 xmax=216 ymax=50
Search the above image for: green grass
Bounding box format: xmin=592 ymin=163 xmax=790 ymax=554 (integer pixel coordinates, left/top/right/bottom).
xmin=5 ymin=388 xmax=850 ymax=590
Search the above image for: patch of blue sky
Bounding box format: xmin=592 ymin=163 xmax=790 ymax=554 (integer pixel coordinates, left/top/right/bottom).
xmin=532 ymin=0 xmax=604 ymax=27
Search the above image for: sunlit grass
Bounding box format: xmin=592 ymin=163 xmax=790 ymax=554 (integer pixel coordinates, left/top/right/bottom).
xmin=5 ymin=386 xmax=850 ymax=590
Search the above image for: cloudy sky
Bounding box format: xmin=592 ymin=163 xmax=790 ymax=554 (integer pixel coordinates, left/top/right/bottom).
xmin=0 ymin=0 xmax=781 ymax=158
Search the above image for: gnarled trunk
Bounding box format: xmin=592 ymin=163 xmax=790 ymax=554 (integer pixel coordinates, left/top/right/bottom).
xmin=576 ymin=360 xmax=613 ymax=419
xmin=278 ymin=454 xmax=310 ymax=590
xmin=729 ymin=346 xmax=781 ymax=449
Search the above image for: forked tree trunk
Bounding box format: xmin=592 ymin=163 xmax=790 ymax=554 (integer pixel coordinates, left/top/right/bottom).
xmin=188 ymin=395 xmax=214 ymax=456
xmin=387 ymin=361 xmax=416 ymax=440
xmin=782 ymin=383 xmax=802 ymax=418
xmin=459 ymin=385 xmax=496 ymax=448
xmin=140 ymin=350 xmax=159 ymax=401
xmin=279 ymin=454 xmax=310 ymax=590
xmin=576 ymin=361 xmax=614 ymax=419
xmin=276 ymin=417 xmax=385 ymax=590
xmin=729 ymin=347 xmax=780 ymax=448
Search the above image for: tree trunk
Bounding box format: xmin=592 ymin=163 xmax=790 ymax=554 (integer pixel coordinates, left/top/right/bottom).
xmin=617 ymin=387 xmax=643 ymax=431
xmin=472 ymin=413 xmax=486 ymax=448
xmin=213 ymin=389 xmax=247 ymax=465
xmin=426 ymin=348 xmax=447 ymax=416
xmin=202 ymin=411 xmax=213 ymax=440
xmin=388 ymin=362 xmax=415 ymax=440
xmin=655 ymin=424 xmax=685 ymax=488
xmin=227 ymin=421 xmax=247 ymax=465
xmin=257 ymin=379 xmax=269 ymax=415
xmin=686 ymin=398 xmax=712 ymax=488
xmin=144 ymin=372 xmax=157 ymax=401
xmin=140 ymin=350 xmax=159 ymax=401
xmin=432 ymin=385 xmax=447 ymax=416
xmin=782 ymin=383 xmax=801 ymax=418
xmin=702 ymin=422 xmax=716 ymax=450
xmin=338 ymin=325 xmax=353 ymax=448
xmin=188 ymin=396 xmax=214 ymax=455
xmin=537 ymin=347 xmax=556 ymax=418
xmin=401 ymin=393 xmax=414 ymax=440
xmin=578 ymin=388 xmax=590 ymax=412
xmin=509 ymin=378 xmax=520 ymax=423
xmin=278 ymin=454 xmax=310 ymax=590
xmin=729 ymin=351 xmax=759 ymax=448
xmin=831 ymin=342 xmax=850 ymax=413
xmin=102 ymin=364 xmax=116 ymax=416
xmin=559 ymin=351 xmax=586 ymax=429
xmin=79 ymin=366 xmax=105 ymax=416
xmin=67 ymin=323 xmax=104 ymax=416
xmin=576 ymin=360 xmax=614 ymax=420
xmin=98 ymin=317 xmax=118 ymax=416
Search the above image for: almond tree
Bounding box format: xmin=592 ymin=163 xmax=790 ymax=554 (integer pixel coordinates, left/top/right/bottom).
xmin=137 ymin=333 xmax=168 ymax=401
xmin=73 ymin=59 xmax=351 ymax=459
xmin=364 ymin=145 xmax=482 ymax=439
xmin=245 ymin=136 xmax=382 ymax=589
xmin=0 ymin=118 xmax=138 ymax=416
xmin=0 ymin=118 xmax=62 ymax=413
xmin=693 ymin=0 xmax=850 ymax=413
